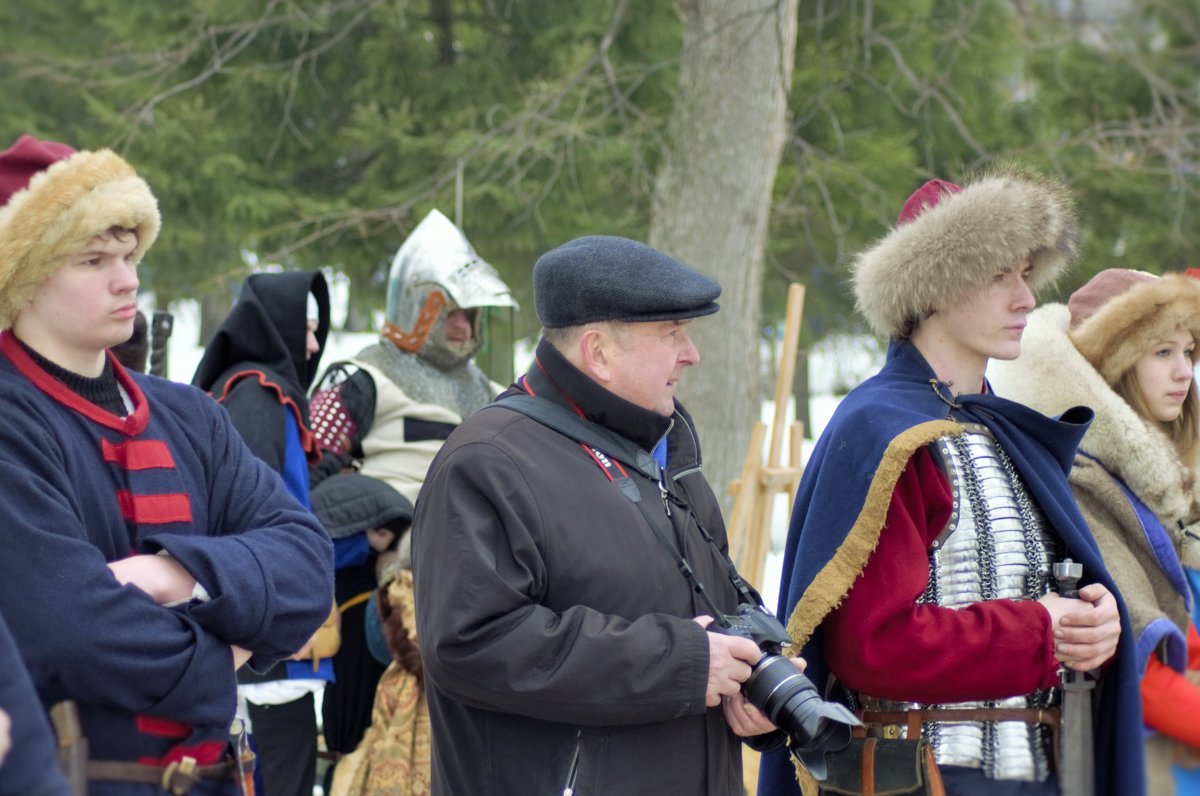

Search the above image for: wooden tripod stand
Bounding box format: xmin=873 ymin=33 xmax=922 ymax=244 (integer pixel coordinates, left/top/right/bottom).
xmin=727 ymin=283 xmax=807 ymax=794
xmin=727 ymin=282 xmax=807 ymax=590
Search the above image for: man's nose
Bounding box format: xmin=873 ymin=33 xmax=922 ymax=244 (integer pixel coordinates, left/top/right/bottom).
xmin=114 ymin=259 xmax=139 ymax=292
xmin=680 ymin=333 xmax=700 ymax=366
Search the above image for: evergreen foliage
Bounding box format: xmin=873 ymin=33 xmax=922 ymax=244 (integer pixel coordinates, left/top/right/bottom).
xmin=2 ymin=0 xmax=1198 ymax=349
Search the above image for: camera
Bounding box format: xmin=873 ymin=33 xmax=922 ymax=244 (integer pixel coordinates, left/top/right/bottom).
xmin=712 ymin=603 xmax=860 ymax=781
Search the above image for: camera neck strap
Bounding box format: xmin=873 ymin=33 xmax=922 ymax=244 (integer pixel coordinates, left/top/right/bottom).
xmin=489 ymin=394 xmax=761 ymax=624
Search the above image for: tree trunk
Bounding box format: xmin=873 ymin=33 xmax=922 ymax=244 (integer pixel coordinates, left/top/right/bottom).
xmin=649 ymin=0 xmax=799 ymax=516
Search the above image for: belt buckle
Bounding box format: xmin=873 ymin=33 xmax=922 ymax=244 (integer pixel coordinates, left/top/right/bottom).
xmin=161 ymin=757 xmax=197 ymax=795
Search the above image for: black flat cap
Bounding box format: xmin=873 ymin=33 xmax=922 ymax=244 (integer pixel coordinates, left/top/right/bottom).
xmin=533 ymin=235 xmax=721 ymax=328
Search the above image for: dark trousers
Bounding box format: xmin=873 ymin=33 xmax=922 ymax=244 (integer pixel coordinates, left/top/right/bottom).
xmin=247 ymin=692 xmax=317 ymax=796
xmin=939 ymin=766 xmax=1060 ymax=796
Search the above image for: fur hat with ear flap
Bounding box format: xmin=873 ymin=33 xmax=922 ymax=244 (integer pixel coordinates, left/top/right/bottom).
xmin=852 ymin=167 xmax=1079 ymax=338
xmin=0 ymin=134 xmax=160 ymax=329
xmin=1068 ymin=270 xmax=1200 ymax=386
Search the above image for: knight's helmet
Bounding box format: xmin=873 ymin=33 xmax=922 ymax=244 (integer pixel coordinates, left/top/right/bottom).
xmin=382 ymin=208 xmax=518 ymax=370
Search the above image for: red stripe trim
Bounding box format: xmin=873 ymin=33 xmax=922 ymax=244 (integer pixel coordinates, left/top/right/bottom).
xmin=137 ymin=741 xmax=226 ymax=767
xmin=101 ymin=438 xmax=175 ymax=470
xmin=135 ymin=715 xmax=191 ymax=739
xmin=117 ymin=491 xmax=193 ymax=524
xmin=215 ymin=370 xmax=322 ymax=464
xmin=0 ymin=331 xmax=150 ymax=434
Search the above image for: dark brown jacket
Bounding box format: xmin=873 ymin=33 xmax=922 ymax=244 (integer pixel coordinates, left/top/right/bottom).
xmin=413 ymin=339 xmax=749 ymax=795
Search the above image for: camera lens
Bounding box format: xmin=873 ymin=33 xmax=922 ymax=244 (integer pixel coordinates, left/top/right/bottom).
xmin=743 ymin=654 xmax=858 ymax=781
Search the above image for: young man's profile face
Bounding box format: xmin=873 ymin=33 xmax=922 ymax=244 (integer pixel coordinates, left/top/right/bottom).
xmin=604 ymin=319 xmax=700 ymax=417
xmin=12 ymin=231 xmax=140 ymax=375
xmin=921 ymin=258 xmax=1035 ymax=368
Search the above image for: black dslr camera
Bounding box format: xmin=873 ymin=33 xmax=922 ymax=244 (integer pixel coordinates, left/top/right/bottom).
xmin=712 ymin=603 xmax=860 ymax=780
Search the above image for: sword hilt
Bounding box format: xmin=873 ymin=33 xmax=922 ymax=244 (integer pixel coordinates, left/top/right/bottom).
xmin=1053 ymin=557 xmax=1083 ymax=599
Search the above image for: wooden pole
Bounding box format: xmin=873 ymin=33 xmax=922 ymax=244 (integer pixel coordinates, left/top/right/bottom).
xmin=726 ymin=283 xmax=806 ymax=587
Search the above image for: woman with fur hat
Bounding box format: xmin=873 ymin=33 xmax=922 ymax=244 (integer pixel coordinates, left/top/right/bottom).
xmin=759 ymin=170 xmax=1143 ymax=796
xmin=989 ymin=269 xmax=1200 ymax=795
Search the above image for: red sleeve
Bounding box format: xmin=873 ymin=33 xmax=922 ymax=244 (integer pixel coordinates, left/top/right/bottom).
xmin=1142 ymin=622 xmax=1200 ymax=746
xmin=825 ymin=446 xmax=1062 ymax=703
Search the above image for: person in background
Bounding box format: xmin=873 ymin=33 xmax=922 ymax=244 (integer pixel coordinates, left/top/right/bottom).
xmin=759 ymin=170 xmax=1143 ymax=796
xmin=414 ymin=235 xmax=796 ymax=795
xmin=307 ymin=471 xmax=414 ymax=792
xmin=0 ymin=133 xmax=331 ymax=794
xmin=109 ymin=308 xmax=148 ymax=373
xmin=989 ymin=269 xmax=1200 ymax=795
xmin=192 ymin=269 xmax=332 ymax=796
xmin=0 ymin=610 xmax=72 ymax=796
xmin=308 ymin=207 xmax=517 ymax=503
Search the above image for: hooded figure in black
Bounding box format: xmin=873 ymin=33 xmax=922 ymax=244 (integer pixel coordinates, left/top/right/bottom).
xmin=194 ymin=270 xmax=330 ymax=475
xmin=192 ymin=268 xmax=332 ymax=796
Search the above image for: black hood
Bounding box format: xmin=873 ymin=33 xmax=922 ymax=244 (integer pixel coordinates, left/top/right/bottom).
xmin=193 ymin=270 xmax=330 ymax=409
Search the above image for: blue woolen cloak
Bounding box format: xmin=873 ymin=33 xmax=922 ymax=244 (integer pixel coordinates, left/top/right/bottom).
xmin=758 ymin=340 xmax=1145 ymax=796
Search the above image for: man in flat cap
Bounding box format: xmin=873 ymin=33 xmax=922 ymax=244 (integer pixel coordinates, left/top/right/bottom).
xmin=412 ymin=235 xmax=795 ymax=795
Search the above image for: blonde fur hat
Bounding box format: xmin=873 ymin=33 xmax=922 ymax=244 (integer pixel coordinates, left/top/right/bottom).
xmin=0 ymin=135 xmax=160 ymax=329
xmin=852 ymin=168 xmax=1078 ymax=338
xmin=1069 ymin=270 xmax=1200 ymax=385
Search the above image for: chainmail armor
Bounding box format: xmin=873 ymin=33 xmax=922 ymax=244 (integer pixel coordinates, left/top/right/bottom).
xmin=866 ymin=424 xmax=1061 ymax=782
xmin=355 ymin=340 xmax=497 ymax=420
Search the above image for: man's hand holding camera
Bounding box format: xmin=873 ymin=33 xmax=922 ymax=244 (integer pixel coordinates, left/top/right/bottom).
xmin=694 ymin=615 xmax=807 ymax=737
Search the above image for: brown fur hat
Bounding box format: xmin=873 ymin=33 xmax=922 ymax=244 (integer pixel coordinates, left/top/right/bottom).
xmin=1069 ymin=270 xmax=1200 ymax=385
xmin=0 ymin=136 xmax=160 ymax=329
xmin=853 ymin=168 xmax=1078 ymax=338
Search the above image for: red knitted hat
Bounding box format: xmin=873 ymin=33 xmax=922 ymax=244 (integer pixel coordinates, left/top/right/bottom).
xmin=0 ymin=135 xmax=76 ymax=208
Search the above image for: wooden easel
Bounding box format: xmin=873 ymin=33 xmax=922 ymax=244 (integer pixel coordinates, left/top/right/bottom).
xmin=727 ymin=282 xmax=807 ymax=589
xmin=728 ymin=283 xmax=807 ymax=796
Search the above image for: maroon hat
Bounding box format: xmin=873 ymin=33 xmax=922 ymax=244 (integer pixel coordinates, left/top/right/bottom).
xmin=1066 ymin=268 xmax=1156 ymax=330
xmin=0 ymin=135 xmax=76 ymax=208
xmin=896 ymin=178 xmax=962 ymax=226
xmin=1068 ymin=270 xmax=1200 ymax=385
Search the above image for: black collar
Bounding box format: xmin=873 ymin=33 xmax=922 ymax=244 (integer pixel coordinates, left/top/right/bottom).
xmin=17 ymin=338 xmax=126 ymax=417
xmin=523 ymin=337 xmax=674 ymax=453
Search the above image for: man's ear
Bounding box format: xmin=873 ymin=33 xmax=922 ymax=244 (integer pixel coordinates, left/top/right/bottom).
xmin=578 ymin=328 xmax=613 ymax=385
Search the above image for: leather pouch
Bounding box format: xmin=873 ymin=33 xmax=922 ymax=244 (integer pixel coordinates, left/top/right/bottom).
xmin=819 ymin=737 xmax=945 ymax=796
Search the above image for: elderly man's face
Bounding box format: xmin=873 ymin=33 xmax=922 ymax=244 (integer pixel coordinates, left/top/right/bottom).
xmin=604 ymin=319 xmax=700 ymax=416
